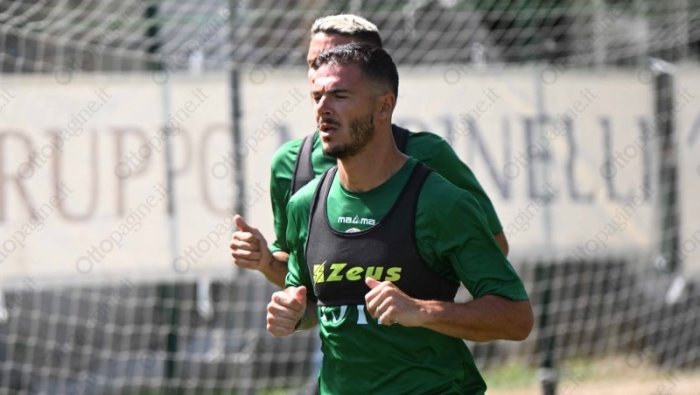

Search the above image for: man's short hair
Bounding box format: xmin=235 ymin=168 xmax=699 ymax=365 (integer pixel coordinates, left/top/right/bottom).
xmin=311 ymin=14 xmax=383 ymax=48
xmin=313 ymin=43 xmax=398 ymax=98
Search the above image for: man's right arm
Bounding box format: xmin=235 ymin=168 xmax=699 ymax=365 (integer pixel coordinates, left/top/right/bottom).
xmin=267 ymin=285 xmax=319 ymax=336
xmin=230 ymin=139 xmax=302 ymax=287
xmin=267 ymin=188 xmax=319 ymax=336
xmin=267 ymin=251 xmax=291 ymax=287
xmin=229 ymin=215 xmax=289 ymax=287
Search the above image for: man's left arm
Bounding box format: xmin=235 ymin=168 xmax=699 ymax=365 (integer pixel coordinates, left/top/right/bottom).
xmin=365 ymin=278 xmax=532 ymax=341
xmin=372 ymin=179 xmax=532 ymax=341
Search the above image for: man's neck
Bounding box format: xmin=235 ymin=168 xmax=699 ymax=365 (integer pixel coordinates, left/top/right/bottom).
xmin=336 ymin=126 xmax=407 ymax=193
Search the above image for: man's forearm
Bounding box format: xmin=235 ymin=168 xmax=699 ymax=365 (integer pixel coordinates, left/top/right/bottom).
xmin=295 ymin=300 xmax=318 ymax=331
xmin=417 ymin=295 xmax=532 ymax=342
xmin=260 ymin=251 xmax=290 ymax=288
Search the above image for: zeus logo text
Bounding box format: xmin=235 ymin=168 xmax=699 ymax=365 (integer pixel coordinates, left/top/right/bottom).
xmin=313 ymin=263 xmax=402 ymax=284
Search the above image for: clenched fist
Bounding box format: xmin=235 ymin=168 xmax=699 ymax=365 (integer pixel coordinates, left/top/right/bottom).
xmin=267 ymin=286 xmax=307 ymax=336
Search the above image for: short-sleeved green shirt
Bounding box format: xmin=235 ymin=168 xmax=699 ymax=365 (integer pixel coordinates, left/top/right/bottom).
xmin=269 ymin=128 xmax=502 ymax=254
xmin=285 ymin=157 xmax=528 ymax=394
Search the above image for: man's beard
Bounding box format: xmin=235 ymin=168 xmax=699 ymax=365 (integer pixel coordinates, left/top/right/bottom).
xmin=323 ymin=113 xmax=374 ymax=159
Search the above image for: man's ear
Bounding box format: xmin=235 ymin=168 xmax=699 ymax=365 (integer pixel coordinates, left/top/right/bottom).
xmin=375 ymin=92 xmax=396 ymax=120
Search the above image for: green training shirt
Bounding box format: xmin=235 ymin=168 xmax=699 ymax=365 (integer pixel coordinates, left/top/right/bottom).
xmin=269 ymin=129 xmax=503 ymax=254
xmin=285 ymin=157 xmax=528 ymax=395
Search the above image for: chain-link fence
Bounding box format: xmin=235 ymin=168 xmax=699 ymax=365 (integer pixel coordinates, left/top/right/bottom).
xmin=1 ymin=1 xmax=699 ymax=394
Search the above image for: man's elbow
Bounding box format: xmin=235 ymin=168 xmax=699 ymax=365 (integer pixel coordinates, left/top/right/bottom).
xmin=506 ymin=301 xmax=534 ymax=341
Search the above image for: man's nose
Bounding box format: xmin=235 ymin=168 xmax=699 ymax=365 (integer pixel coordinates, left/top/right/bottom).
xmin=316 ymin=96 xmax=331 ymax=115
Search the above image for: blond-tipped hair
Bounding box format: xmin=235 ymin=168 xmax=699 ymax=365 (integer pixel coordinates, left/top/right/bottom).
xmin=311 ymin=14 xmax=382 ymax=48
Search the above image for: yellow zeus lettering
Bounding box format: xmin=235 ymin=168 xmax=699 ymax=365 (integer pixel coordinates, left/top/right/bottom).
xmin=313 ymin=262 xmax=326 ymax=284
xmin=385 ymin=267 xmax=401 ymax=282
xmin=312 ymin=263 xmax=402 ymax=284
xmin=327 ymin=263 xmax=346 ymax=281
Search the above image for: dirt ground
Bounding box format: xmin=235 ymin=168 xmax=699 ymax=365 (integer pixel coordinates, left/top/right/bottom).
xmin=486 ymin=357 xmax=700 ymax=395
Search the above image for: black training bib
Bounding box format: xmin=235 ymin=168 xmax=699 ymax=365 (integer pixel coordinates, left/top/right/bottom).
xmin=305 ymin=162 xmax=458 ymax=306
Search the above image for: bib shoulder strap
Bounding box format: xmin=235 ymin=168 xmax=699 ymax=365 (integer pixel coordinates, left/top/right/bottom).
xmin=290 ymin=134 xmax=315 ymax=195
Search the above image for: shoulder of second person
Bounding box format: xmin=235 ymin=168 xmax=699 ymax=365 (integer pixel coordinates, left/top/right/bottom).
xmin=287 ymin=175 xmax=322 ymax=208
xmin=419 ymin=172 xmax=479 ymax=206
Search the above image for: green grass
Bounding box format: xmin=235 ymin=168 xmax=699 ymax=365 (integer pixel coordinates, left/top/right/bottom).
xmin=481 ymin=359 xmax=537 ymax=390
xmin=122 ymin=386 xmax=302 ymax=395
xmin=480 ymin=356 xmax=611 ymax=391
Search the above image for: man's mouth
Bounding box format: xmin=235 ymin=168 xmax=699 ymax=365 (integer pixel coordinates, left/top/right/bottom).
xmin=319 ymin=120 xmax=340 ymax=135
